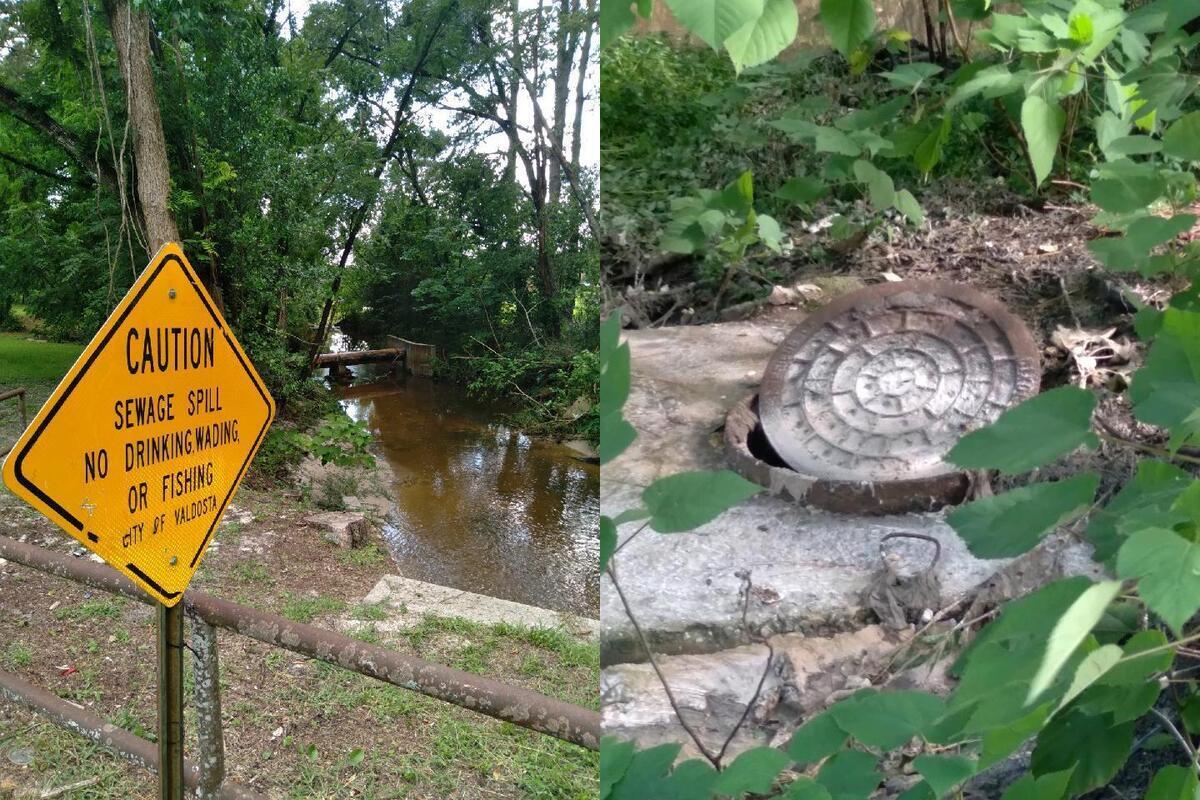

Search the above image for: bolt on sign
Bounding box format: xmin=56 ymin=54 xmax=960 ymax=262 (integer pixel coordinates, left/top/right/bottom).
xmin=1 ymin=243 xmax=275 ymax=606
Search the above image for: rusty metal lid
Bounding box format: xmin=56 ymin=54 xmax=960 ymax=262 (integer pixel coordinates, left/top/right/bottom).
xmin=759 ymin=281 xmax=1040 ymax=485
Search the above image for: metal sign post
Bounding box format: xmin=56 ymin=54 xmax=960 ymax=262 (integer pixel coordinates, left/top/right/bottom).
xmin=158 ymin=602 xmax=185 ymax=800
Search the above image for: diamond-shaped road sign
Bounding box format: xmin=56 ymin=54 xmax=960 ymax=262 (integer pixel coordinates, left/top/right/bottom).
xmin=2 ymin=243 xmax=275 ymax=605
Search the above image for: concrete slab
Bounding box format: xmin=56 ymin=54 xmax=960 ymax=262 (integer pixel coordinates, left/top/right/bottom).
xmin=601 ymin=317 xmax=1098 ymax=664
xmin=346 ymin=574 xmax=599 ymax=639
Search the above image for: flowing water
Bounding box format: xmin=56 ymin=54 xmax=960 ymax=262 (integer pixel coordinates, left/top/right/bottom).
xmin=329 ymin=335 xmax=599 ymax=618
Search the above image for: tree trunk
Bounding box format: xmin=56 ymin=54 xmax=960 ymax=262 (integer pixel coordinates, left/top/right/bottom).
xmin=548 ymin=0 xmax=576 ymax=202
xmin=106 ymin=0 xmax=180 ymax=257
xmin=505 ymin=0 xmax=520 ymax=183
xmin=570 ymin=0 xmax=595 ymax=180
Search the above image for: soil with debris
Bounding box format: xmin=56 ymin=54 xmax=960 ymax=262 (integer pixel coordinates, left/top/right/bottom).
xmin=0 ymin=474 xmax=598 ymax=799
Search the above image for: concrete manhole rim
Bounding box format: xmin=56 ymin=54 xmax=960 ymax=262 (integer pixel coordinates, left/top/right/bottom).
xmin=758 ymin=279 xmax=1041 ymax=485
xmin=724 ymin=392 xmax=971 ymax=515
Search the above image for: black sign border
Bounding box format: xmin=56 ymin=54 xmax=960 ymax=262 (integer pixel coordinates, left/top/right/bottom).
xmin=11 ymin=251 xmax=274 ymax=602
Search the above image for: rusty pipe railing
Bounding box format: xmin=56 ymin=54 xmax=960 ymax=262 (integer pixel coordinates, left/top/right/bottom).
xmin=0 ymin=668 xmax=262 ymax=800
xmin=0 ymin=534 xmax=601 ymax=749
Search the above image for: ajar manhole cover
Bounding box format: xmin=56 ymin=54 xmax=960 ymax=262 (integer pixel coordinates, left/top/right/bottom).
xmin=745 ymin=281 xmax=1040 ymax=513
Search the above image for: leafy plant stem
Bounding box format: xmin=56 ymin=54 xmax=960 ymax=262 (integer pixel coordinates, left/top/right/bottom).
xmin=1148 ymin=708 xmax=1199 ymax=774
xmin=610 ymin=521 xmax=650 ymax=560
xmin=1095 ymin=432 xmax=1200 ymax=466
xmin=606 ymin=560 xmax=722 ymax=767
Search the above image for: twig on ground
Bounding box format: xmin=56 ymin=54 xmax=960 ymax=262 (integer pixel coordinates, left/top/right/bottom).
xmin=713 ymin=570 xmax=775 ymax=766
xmin=1149 ymin=707 xmax=1199 ymax=774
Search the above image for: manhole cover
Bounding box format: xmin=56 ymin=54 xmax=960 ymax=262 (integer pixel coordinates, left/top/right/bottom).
xmin=759 ymin=281 xmax=1039 ymax=487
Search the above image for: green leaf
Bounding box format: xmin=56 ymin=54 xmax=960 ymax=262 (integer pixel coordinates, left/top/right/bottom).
xmin=601 ymin=736 xmax=636 ymax=799
xmin=610 ymin=742 xmax=681 ymax=800
xmin=1030 ymin=711 xmax=1134 ymax=797
xmin=664 ymin=0 xmax=764 ymax=51
xmin=880 ymin=62 xmax=943 ymax=90
xmin=1087 ymin=214 xmax=1196 ymax=271
xmin=894 ymin=189 xmax=924 ymax=226
xmin=782 ymin=778 xmax=834 ymax=800
xmin=999 ymin=769 xmax=1075 ymax=800
xmin=712 ymin=746 xmax=791 ymax=798
xmin=1146 ymin=765 xmax=1199 ymax=800
xmin=1117 ymin=527 xmax=1200 ymax=632
xmin=852 ymin=160 xmax=895 ymax=210
xmin=947 ymin=474 xmax=1100 ymax=559
xmin=818 ymin=0 xmax=874 ymax=58
xmin=1074 ymin=630 xmax=1170 ymax=722
xmin=913 ymin=755 xmax=976 ymax=797
xmin=1103 ymin=135 xmax=1163 ymax=158
xmin=600 ymin=337 xmax=631 ymax=414
xmin=600 ymin=516 xmax=617 ymax=572
xmin=980 ymin=706 xmax=1050 ymax=769
xmin=1131 ymin=325 xmax=1200 ymax=440
xmin=600 ymin=314 xmax=621 ymax=366
xmin=913 ymin=115 xmax=952 ymax=176
xmin=835 ymin=97 xmax=910 ymax=131
xmin=946 ymin=64 xmax=1020 ymax=109
xmin=947 ymin=387 xmax=1097 ymax=474
xmin=816 ymin=750 xmax=881 ymax=800
xmin=814 ymin=127 xmax=862 ymax=156
xmin=829 ymin=690 xmax=945 ymax=750
xmin=1091 ymin=159 xmax=1166 ymax=213
xmin=599 ymin=413 xmax=637 ymax=464
xmin=724 ymin=0 xmax=799 ymax=73
xmin=1087 ymin=460 xmax=1191 ymax=561
xmin=757 ymin=214 xmax=784 ymax=253
xmin=1021 ymin=96 xmax=1066 ymax=188
xmin=1057 ymin=644 xmax=1122 ymax=711
xmin=1068 ymin=11 xmax=1094 ymax=44
xmin=642 ymin=470 xmax=761 ymax=533
xmin=787 ymin=710 xmax=850 ymax=766
xmin=1163 ymin=110 xmax=1200 ymax=161
xmin=662 ymin=759 xmax=718 ymax=798
xmin=600 ymin=0 xmax=637 ymax=49
xmin=776 ymin=176 xmax=829 ymax=206
xmin=1027 ymin=580 xmax=1122 ymax=703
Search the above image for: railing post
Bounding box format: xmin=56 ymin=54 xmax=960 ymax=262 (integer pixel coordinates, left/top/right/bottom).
xmin=189 ymin=607 xmax=226 ymax=799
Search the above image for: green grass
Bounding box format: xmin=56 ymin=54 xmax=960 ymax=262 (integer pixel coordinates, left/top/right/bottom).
xmin=231 ymin=562 xmax=273 ymax=584
xmin=337 ymin=542 xmax=387 ymax=567
xmin=53 ymin=598 xmax=125 ymax=622
xmin=0 ymin=331 xmax=83 ymax=382
xmin=3 ymin=641 xmax=32 ymax=668
xmin=280 ymin=593 xmax=347 ymax=623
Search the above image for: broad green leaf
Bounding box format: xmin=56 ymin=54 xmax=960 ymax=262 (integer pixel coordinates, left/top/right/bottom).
xmin=946 ymin=65 xmax=1020 ymax=108
xmin=913 ymin=116 xmax=951 ymax=176
xmin=1127 ymin=0 xmax=1200 ymax=35
xmin=880 ymin=62 xmax=942 ymax=90
xmin=642 ymin=470 xmax=761 ymax=532
xmin=913 ymin=755 xmax=976 ymax=797
xmin=815 ymin=127 xmax=862 ymax=156
xmin=712 ymin=746 xmax=791 ymax=797
xmin=724 ymin=0 xmax=799 ymax=73
xmin=980 ymin=706 xmax=1050 ymax=769
xmin=664 ymin=0 xmax=764 ymax=51
xmin=835 ymin=97 xmax=910 ymax=131
xmin=852 ymin=160 xmax=895 ymax=210
xmin=601 ymin=736 xmax=635 ymax=798
xmin=1130 ymin=322 xmax=1200 ymax=441
xmin=947 ymin=474 xmax=1100 ymax=559
xmin=609 ymin=742 xmax=681 ymax=800
xmin=600 ymin=337 xmax=630 ymax=414
xmin=600 ymin=516 xmax=617 ymax=572
xmin=1030 ymin=711 xmax=1134 ymax=796
xmin=894 ymin=189 xmax=924 ymax=226
xmin=1068 ymin=11 xmax=1093 ymax=44
xmin=1028 ymin=581 xmax=1121 ymax=704
xmin=818 ymin=0 xmax=875 ymax=58
xmin=757 ymin=214 xmax=784 ymax=253
xmin=947 ymin=387 xmax=1097 ymax=474
xmin=1087 ymin=460 xmax=1191 ymax=561
xmin=600 ymin=0 xmax=637 ymax=49
xmin=787 ymin=710 xmax=849 ymax=765
xmin=1146 ymin=765 xmax=1199 ymax=800
xmin=1057 ymin=644 xmax=1122 ymax=711
xmin=1074 ymin=630 xmax=1169 ymax=722
xmin=1163 ymin=110 xmax=1200 ymax=161
xmin=1103 ymin=135 xmax=1162 ymax=158
xmin=599 ymin=413 xmax=637 ymax=463
xmin=1117 ymin=527 xmax=1200 ymax=632
xmin=816 ymin=750 xmax=881 ymax=800
xmin=829 ymin=690 xmax=945 ymax=750
xmin=1021 ymin=96 xmax=1065 ymax=188
xmin=661 ymin=758 xmax=718 ymax=798
xmin=1091 ymin=159 xmax=1166 ymax=213
xmin=600 ymin=314 xmax=621 ymax=365
xmin=782 ymin=778 xmax=834 ymax=800
xmin=1087 ymin=214 xmax=1196 ymax=271
xmin=999 ymin=769 xmax=1075 ymax=800
xmin=776 ymin=176 xmax=828 ymax=205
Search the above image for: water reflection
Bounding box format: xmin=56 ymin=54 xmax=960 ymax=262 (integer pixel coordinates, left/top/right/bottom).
xmin=336 ymin=372 xmax=599 ymax=618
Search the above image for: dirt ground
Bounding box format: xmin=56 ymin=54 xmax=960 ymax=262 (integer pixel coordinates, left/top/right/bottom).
xmin=0 ymin=479 xmax=598 ymax=799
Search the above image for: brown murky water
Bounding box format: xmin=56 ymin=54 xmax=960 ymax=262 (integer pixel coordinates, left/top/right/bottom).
xmin=333 ymin=352 xmax=599 ymax=618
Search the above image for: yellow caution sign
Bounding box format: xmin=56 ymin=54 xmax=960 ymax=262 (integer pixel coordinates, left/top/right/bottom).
xmin=1 ymin=243 xmax=275 ymax=605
